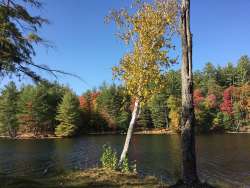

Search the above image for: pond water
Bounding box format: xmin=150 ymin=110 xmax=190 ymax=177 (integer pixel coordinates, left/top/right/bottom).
xmin=0 ymin=134 xmax=250 ymax=187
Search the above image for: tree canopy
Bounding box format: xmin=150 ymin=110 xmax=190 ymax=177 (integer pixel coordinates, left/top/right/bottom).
xmin=107 ymin=0 xmax=179 ymax=103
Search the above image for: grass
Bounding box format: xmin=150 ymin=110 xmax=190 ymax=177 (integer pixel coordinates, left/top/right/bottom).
xmin=0 ymin=168 xmax=225 ymax=188
xmin=0 ymin=168 xmax=167 ymax=188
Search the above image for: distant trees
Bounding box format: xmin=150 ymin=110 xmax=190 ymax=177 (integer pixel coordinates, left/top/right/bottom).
xmin=96 ymin=84 xmax=131 ymax=131
xmin=18 ymin=85 xmax=37 ymax=134
xmin=55 ymin=91 xmax=81 ymax=137
xmin=80 ymin=90 xmax=103 ymax=132
xmin=0 ymin=82 xmax=66 ymax=137
xmin=149 ymin=94 xmax=168 ymax=129
xmin=17 ymin=82 xmax=66 ymax=136
xmin=0 ymin=81 xmax=19 ymax=138
xmin=0 ymin=56 xmax=249 ymax=137
xmin=167 ymin=95 xmax=181 ymax=132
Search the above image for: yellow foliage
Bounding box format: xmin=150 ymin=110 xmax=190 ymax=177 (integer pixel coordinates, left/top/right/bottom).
xmin=169 ymin=110 xmax=180 ymax=132
xmin=111 ymin=0 xmax=179 ymax=103
xmin=167 ymin=95 xmax=181 ymax=132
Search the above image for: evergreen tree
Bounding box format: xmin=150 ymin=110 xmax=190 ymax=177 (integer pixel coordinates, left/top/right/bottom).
xmin=136 ymin=106 xmax=152 ymax=128
xmin=55 ymin=91 xmax=81 ymax=137
xmin=164 ymin=70 xmax=181 ymax=97
xmin=18 ymin=83 xmax=67 ymax=135
xmin=116 ymin=111 xmax=131 ymax=131
xmin=18 ymin=85 xmax=37 ymax=134
xmin=32 ymin=84 xmax=51 ymax=133
xmin=44 ymin=82 xmax=68 ymax=131
xmin=149 ymin=94 xmax=168 ymax=128
xmin=0 ymin=81 xmax=19 ymax=137
xmin=236 ymin=55 xmax=250 ymax=85
xmin=96 ymin=84 xmax=130 ymax=130
xmin=0 ymin=0 xmax=50 ymax=80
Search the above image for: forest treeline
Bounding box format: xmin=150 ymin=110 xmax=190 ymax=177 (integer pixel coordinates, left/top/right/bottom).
xmin=0 ymin=55 xmax=249 ymax=138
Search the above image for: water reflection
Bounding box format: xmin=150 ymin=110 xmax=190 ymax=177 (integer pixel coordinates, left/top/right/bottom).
xmin=0 ymin=134 xmax=250 ymax=186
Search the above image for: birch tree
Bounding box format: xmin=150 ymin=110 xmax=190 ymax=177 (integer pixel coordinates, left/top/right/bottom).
xmin=107 ymin=0 xmax=178 ymax=165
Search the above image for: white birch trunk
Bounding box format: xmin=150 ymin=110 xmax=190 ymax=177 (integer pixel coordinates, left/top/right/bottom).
xmin=119 ymin=99 xmax=140 ymax=166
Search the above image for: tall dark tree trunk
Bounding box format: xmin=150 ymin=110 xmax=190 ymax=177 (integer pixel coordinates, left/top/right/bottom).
xmin=180 ymin=0 xmax=199 ymax=185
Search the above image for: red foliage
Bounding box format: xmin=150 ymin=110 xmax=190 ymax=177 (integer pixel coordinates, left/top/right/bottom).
xmin=79 ymin=92 xmax=100 ymax=111
xmin=220 ymin=86 xmax=234 ymax=115
xmin=79 ymin=96 xmax=86 ymax=109
xmin=206 ymin=94 xmax=217 ymax=108
xmin=90 ymin=92 xmax=100 ymax=108
xmin=193 ymin=89 xmax=204 ymax=107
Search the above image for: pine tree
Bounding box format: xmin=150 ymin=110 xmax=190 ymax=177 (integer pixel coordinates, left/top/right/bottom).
xmin=136 ymin=106 xmax=152 ymax=128
xmin=149 ymin=94 xmax=168 ymax=128
xmin=18 ymin=84 xmax=51 ymax=135
xmin=0 ymin=0 xmax=50 ymax=80
xmin=55 ymin=91 xmax=81 ymax=137
xmin=18 ymin=85 xmax=37 ymax=134
xmin=96 ymin=84 xmax=131 ymax=130
xmin=0 ymin=81 xmax=19 ymax=137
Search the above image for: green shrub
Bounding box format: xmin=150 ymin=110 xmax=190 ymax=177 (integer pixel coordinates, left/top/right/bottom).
xmin=100 ymin=145 xmax=137 ymax=173
xmin=120 ymin=157 xmax=137 ymax=173
xmin=100 ymin=145 xmax=118 ymax=170
xmin=120 ymin=155 xmax=130 ymax=173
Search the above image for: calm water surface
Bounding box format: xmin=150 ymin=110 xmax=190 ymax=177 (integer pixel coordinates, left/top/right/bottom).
xmin=0 ymin=134 xmax=250 ymax=187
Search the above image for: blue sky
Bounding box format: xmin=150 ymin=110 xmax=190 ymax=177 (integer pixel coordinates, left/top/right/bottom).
xmin=1 ymin=0 xmax=250 ymax=95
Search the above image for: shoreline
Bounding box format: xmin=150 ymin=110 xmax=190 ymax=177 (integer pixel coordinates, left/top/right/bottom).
xmin=1 ymin=129 xmax=249 ymax=140
xmin=0 ymin=128 xmax=176 ymax=139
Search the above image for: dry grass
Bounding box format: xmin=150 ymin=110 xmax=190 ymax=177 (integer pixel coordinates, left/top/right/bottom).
xmin=0 ymin=168 xmax=167 ymax=188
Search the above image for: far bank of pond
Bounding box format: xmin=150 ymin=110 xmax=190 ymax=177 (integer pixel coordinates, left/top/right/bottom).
xmin=0 ymin=128 xmax=176 ymax=139
xmin=0 ymin=134 xmax=250 ymax=187
xmin=1 ymin=127 xmax=250 ymax=140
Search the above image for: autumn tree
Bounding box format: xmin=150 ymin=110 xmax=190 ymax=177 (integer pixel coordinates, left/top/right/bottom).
xmin=194 ymin=94 xmax=217 ymax=133
xmin=221 ymin=87 xmax=233 ymax=110
xmin=167 ymin=95 xmax=181 ymax=132
xmin=80 ymin=90 xmax=105 ymax=132
xmin=232 ymin=84 xmax=249 ymax=130
xmin=180 ymin=0 xmax=199 ymax=184
xmin=107 ymin=0 xmax=178 ymax=165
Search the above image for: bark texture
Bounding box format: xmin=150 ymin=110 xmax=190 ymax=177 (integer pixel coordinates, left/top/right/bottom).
xmin=119 ymin=99 xmax=140 ymax=166
xmin=180 ymin=0 xmax=199 ymax=185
